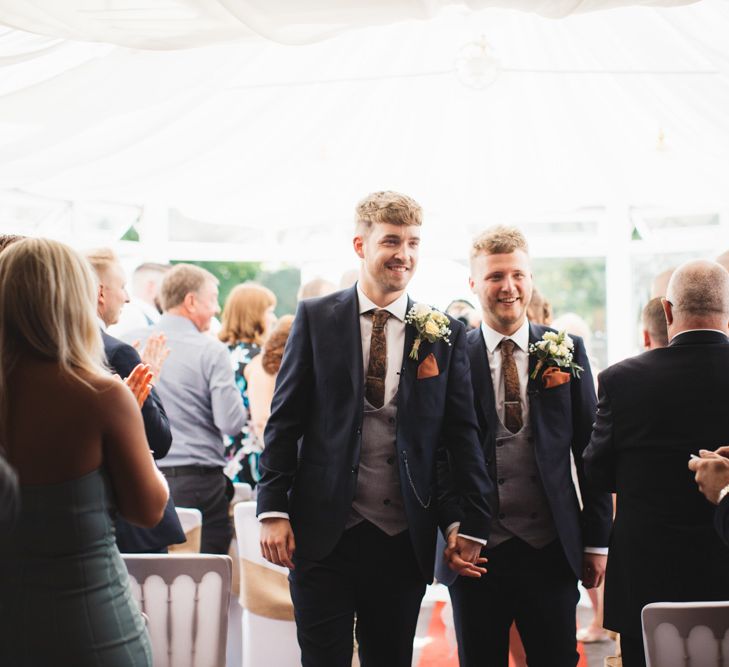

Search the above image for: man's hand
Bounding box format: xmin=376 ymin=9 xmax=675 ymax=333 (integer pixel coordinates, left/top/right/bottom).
xmin=689 ymin=448 xmax=729 ymax=504
xmin=138 ymin=333 xmax=170 ymax=381
xmin=260 ymin=517 xmax=296 ymax=569
xmin=581 ymin=553 xmax=607 ymax=589
xmin=444 ymin=527 xmax=487 ymax=578
xmin=124 ymin=363 xmax=153 ymax=409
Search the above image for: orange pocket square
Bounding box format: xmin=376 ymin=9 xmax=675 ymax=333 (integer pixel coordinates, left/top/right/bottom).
xmin=417 ymin=353 xmax=439 ymax=380
xmin=542 ymin=366 xmax=571 ymax=389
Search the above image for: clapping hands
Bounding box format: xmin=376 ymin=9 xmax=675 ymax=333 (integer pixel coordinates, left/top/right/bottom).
xmin=689 ymin=446 xmax=729 ymax=505
xmin=133 ymin=333 xmax=170 ymax=382
xmin=123 ymin=363 xmax=154 ymax=409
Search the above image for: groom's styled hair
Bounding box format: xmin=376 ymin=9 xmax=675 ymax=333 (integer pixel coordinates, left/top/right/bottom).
xmin=470 ymin=225 xmax=529 ymax=261
xmin=355 ymin=191 xmax=422 ymax=235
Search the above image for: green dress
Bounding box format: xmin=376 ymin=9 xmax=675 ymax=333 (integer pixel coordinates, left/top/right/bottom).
xmin=0 ymin=468 xmax=153 ymax=666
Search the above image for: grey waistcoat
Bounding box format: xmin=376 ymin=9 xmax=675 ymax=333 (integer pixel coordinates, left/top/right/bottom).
xmin=345 ymin=395 xmax=408 ymax=536
xmin=489 ymin=417 xmax=557 ymax=549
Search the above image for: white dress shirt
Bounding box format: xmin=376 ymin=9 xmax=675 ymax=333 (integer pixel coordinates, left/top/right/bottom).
xmin=357 ymin=284 xmax=407 ymax=407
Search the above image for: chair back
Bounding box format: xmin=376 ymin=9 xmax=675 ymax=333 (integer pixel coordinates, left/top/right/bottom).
xmin=124 ymin=554 xmax=232 ymax=667
xmin=233 ymin=501 xmax=300 ymax=667
xmin=642 ymin=601 xmax=729 ymax=667
xmin=169 ymin=507 xmax=202 ymax=553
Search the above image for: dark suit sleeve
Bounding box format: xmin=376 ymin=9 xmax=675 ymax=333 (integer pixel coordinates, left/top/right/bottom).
xmin=569 ymin=338 xmax=612 ymax=548
xmin=715 ymin=496 xmax=729 ymax=547
xmin=257 ymin=301 xmax=314 ymax=515
xmin=0 ymin=455 xmax=19 ymax=528
xmin=583 ymin=368 xmax=617 ymax=494
xmin=438 ymin=321 xmax=493 ymax=540
xmin=107 ymin=342 xmax=172 ymax=459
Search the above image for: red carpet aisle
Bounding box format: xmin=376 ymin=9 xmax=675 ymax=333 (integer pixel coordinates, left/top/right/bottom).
xmin=416 ymin=601 xmax=589 ymax=667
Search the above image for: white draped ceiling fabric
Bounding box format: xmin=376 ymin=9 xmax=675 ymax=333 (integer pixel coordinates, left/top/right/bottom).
xmin=1 ymin=0 xmax=728 ymax=360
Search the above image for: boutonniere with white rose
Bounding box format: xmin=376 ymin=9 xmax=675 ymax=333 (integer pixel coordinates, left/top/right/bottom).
xmin=528 ymin=330 xmax=583 ymax=388
xmin=405 ymin=303 xmax=451 ymax=360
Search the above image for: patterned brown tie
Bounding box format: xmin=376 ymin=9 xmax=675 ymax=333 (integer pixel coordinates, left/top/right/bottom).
xmin=365 ymin=309 xmax=390 ymax=408
xmin=500 ymin=338 xmax=523 ymax=433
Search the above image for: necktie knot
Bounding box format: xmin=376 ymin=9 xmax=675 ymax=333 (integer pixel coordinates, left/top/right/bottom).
xmin=500 ymin=338 xmax=516 ymax=356
xmin=371 ymin=309 xmax=390 ymax=330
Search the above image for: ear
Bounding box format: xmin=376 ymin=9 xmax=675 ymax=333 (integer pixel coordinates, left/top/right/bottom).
xmin=353 ymin=234 xmax=365 ymax=260
xmin=643 ymin=329 xmax=651 ymax=349
xmin=183 ymin=291 xmax=197 ymax=312
xmin=661 ymin=298 xmax=674 ymax=326
xmin=468 ymin=276 xmax=476 ymax=293
xmin=97 ymin=284 xmax=105 ymax=305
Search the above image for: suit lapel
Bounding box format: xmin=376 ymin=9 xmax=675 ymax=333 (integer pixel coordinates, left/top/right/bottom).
xmin=467 ymin=328 xmax=498 ymax=430
xmin=527 ymin=322 xmax=543 ymax=443
xmin=397 ymin=297 xmax=417 ymax=412
xmin=332 ymin=286 xmax=364 ymax=400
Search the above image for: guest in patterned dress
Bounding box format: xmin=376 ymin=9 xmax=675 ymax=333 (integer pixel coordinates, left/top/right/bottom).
xmin=218 ymin=283 xmax=277 ymax=487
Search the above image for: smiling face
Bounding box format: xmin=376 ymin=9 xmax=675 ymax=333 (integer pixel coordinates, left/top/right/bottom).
xmin=470 ymin=249 xmax=533 ymax=336
xmin=190 ymin=279 xmax=220 ymax=332
xmin=354 ymin=222 xmax=420 ymax=306
xmin=99 ymin=260 xmax=130 ymax=326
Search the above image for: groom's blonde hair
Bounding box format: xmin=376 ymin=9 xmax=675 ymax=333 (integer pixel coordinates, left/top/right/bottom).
xmin=355 ymin=191 xmax=422 ymax=236
xmin=470 ymin=225 xmax=529 ymax=262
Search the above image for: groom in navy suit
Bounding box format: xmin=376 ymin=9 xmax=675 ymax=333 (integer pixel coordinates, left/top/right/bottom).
xmin=437 ymin=225 xmax=612 ymax=666
xmin=257 ymin=191 xmax=493 ymax=667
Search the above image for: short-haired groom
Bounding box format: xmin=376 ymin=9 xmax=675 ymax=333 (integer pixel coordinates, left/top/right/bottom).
xmin=438 ymin=225 xmax=613 ymax=667
xmin=257 ymin=191 xmax=493 ymax=667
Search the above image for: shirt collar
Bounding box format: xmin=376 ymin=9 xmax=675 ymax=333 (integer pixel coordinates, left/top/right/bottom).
xmin=481 ymin=318 xmax=530 ymax=354
xmin=356 ymin=283 xmax=409 ymax=322
xmin=159 ymin=312 xmax=200 ymax=332
xmin=670 ymin=328 xmax=729 ymax=342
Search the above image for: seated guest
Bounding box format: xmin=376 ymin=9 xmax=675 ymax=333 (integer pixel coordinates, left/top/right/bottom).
xmin=641 ymin=297 xmax=669 ymax=350
xmin=584 ymin=259 xmax=729 ymax=667
xmin=218 ymin=283 xmax=277 ymax=486
xmin=85 ymin=248 xmax=184 ymax=553
xmin=445 ymin=298 xmax=480 ymax=331
xmin=0 ymin=238 xmax=168 ymax=666
xmin=689 ymin=448 xmax=729 ymax=546
xmin=127 ymin=264 xmax=246 ymax=554
xmin=244 ymin=314 xmax=294 ymax=446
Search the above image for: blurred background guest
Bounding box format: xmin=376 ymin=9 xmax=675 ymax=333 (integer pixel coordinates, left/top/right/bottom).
xmin=245 ymin=314 xmax=294 ymax=448
xmin=85 ymin=248 xmax=184 ymax=554
xmin=297 ymin=277 xmax=336 ymax=301
xmin=218 ymin=283 xmax=277 ymax=487
xmin=641 ymin=297 xmax=668 ymax=350
xmin=0 ymin=238 xmax=168 ymax=666
xmin=127 ymin=264 xmax=246 ymax=554
xmin=527 ymin=286 xmax=553 ymax=326
xmin=649 ymin=267 xmax=675 ymax=299
xmin=445 ymin=298 xmax=480 ymax=331
xmin=110 ymin=262 xmax=170 ymax=336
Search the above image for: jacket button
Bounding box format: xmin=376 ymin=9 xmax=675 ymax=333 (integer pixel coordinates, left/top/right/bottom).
xmin=388 ymin=417 xmax=396 ymax=425
xmin=498 ymin=478 xmax=505 ymax=485
xmin=498 ymin=512 xmax=506 ymax=519
xmin=496 ymin=442 xmax=504 ymax=448
xmin=383 ymin=498 xmax=391 ymax=506
xmin=386 ymin=456 xmax=395 ymax=465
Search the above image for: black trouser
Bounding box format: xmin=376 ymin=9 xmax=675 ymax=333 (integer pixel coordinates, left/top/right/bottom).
xmin=620 ymin=634 xmax=647 ymax=667
xmin=288 ymin=521 xmax=426 ymax=667
xmin=449 ymin=537 xmax=580 ymax=667
xmin=161 ymin=466 xmax=232 ymax=554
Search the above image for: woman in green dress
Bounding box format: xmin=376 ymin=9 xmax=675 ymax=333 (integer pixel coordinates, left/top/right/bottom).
xmin=0 ymin=238 xmax=170 ymax=666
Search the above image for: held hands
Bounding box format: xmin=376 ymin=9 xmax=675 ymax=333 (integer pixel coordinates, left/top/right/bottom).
xmin=688 ymin=447 xmax=729 ymax=505
xmin=124 ymin=363 xmax=154 ymax=409
xmin=260 ymin=517 xmax=296 ymax=570
xmin=444 ymin=526 xmax=488 ymax=578
xmin=581 ymin=553 xmax=607 ymax=589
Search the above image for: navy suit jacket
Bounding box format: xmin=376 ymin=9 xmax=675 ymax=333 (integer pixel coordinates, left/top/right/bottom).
xmin=584 ymin=329 xmax=729 ymax=638
xmin=436 ymin=323 xmax=612 ymax=585
xmin=256 ymin=287 xmax=493 ymax=582
xmin=102 ymin=331 xmax=185 ymax=552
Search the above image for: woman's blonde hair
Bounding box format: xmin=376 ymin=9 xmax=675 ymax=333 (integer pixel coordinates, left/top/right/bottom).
xmin=218 ymin=283 xmax=277 ymax=346
xmin=0 ymin=238 xmax=106 ymax=439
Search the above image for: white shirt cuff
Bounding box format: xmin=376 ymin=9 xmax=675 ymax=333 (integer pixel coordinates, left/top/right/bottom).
xmin=584 ymin=547 xmax=608 ymax=555
xmin=446 ymin=521 xmax=488 ymax=546
xmin=258 ymin=511 xmax=290 ymax=521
